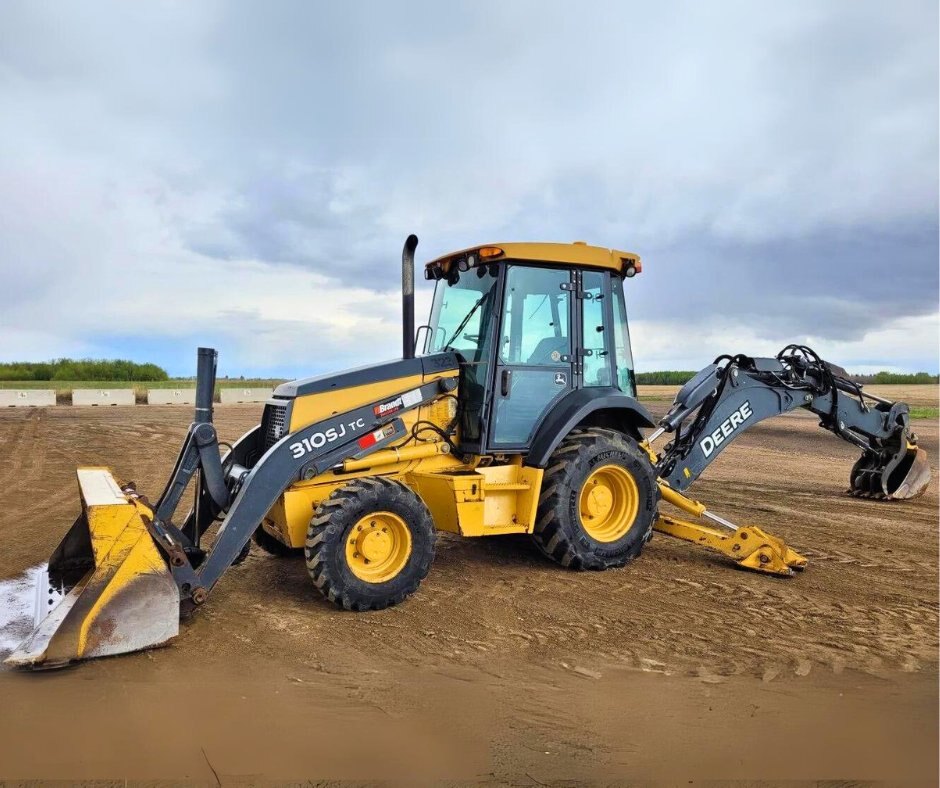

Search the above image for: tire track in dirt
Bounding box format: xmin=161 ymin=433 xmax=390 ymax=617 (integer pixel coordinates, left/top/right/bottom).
xmin=0 ymin=405 xmax=936 ymax=684
xmin=0 ymin=409 xmax=44 ymax=487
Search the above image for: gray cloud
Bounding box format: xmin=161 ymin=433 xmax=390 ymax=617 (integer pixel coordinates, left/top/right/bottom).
xmin=0 ymin=0 xmax=936 ymax=374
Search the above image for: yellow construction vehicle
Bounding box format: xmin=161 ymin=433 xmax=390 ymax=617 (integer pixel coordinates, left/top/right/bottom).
xmin=7 ymin=237 xmax=930 ymax=668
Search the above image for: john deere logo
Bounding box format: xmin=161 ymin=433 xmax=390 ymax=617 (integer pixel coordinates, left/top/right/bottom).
xmin=699 ymin=400 xmax=753 ymax=458
xmin=554 ymin=372 xmax=567 ymax=386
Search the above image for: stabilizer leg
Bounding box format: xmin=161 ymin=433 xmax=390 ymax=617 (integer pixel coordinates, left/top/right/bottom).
xmin=655 ymin=483 xmax=807 ymax=577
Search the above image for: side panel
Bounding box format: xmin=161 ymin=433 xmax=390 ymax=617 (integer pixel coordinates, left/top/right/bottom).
xmin=478 ymin=464 xmax=544 ymax=534
xmin=408 ymin=472 xmax=484 ymax=535
xmin=408 ymin=463 xmax=544 ymax=537
xmin=288 ymin=354 xmax=458 ymax=433
xmin=289 ymin=374 xmax=426 ymax=432
xmin=525 ymin=387 xmax=656 ymax=468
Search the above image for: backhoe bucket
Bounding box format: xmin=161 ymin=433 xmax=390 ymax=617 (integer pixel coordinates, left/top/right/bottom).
xmin=850 ymin=443 xmax=931 ymax=500
xmin=4 ymin=468 xmax=179 ymax=669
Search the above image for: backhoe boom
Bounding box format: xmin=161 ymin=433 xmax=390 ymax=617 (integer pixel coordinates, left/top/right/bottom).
xmin=651 ymin=345 xmax=930 ymax=500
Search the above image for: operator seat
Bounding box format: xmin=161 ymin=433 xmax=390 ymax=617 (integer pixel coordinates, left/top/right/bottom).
xmin=527 ymin=336 xmax=568 ymax=365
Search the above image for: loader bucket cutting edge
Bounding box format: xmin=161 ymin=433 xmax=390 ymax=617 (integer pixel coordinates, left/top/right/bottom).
xmin=4 ymin=468 xmax=179 ymax=669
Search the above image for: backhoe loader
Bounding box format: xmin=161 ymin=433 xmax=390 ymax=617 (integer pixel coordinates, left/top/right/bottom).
xmin=6 ymin=237 xmax=930 ymax=668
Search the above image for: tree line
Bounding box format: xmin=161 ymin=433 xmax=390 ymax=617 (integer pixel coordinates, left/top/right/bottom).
xmin=0 ymin=359 xmax=934 ymax=385
xmin=636 ymin=370 xmax=939 ymax=385
xmin=0 ymin=359 xmax=169 ymax=381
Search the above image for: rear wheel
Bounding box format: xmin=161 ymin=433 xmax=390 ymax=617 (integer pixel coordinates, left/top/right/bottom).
xmin=305 ymin=477 xmax=436 ymax=610
xmin=533 ymin=428 xmax=658 ymax=570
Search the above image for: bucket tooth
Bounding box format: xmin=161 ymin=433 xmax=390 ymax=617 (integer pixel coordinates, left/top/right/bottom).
xmin=4 ymin=468 xmax=179 ymax=669
xmin=850 ymin=444 xmax=931 ymax=501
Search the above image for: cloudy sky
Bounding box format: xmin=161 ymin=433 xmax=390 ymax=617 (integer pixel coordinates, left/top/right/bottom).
xmin=1 ymin=1 xmax=937 ymax=377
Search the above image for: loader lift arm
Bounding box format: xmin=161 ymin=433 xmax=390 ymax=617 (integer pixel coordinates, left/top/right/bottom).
xmin=649 ymin=345 xmax=930 ymax=501
xmin=6 ymin=348 xmax=460 ymax=667
xmin=140 ymin=351 xmax=454 ymax=605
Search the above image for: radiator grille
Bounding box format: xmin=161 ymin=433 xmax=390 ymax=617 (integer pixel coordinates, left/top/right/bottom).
xmin=261 ymin=401 xmax=288 ymax=449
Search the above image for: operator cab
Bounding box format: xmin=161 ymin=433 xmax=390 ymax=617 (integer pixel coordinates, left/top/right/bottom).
xmin=420 ymin=243 xmax=641 ymax=456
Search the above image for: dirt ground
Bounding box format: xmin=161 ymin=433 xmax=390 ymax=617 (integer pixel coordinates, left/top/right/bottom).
xmin=0 ymin=393 xmax=937 ymax=783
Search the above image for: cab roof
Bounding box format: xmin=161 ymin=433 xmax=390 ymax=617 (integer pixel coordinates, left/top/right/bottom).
xmin=425 ymin=241 xmax=642 ymax=277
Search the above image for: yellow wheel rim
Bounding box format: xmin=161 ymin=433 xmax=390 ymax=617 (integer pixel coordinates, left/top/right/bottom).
xmin=578 ymin=464 xmax=640 ymax=542
xmin=345 ymin=511 xmax=412 ymax=583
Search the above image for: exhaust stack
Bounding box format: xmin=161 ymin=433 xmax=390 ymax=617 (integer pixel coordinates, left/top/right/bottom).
xmin=402 ymin=234 xmax=418 ymax=359
xmin=195 ymin=347 xmax=217 ymax=424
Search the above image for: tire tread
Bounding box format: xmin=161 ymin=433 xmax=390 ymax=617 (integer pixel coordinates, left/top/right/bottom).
xmin=305 ymin=476 xmax=435 ymax=610
xmin=532 ymin=428 xmax=657 ymax=571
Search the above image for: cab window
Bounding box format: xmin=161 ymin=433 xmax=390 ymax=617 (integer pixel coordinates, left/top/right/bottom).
xmin=425 ymin=267 xmax=497 ymax=359
xmin=499 ymin=266 xmax=570 ymax=366
xmin=611 ymin=276 xmax=637 ymax=396
xmin=582 ymin=270 xmax=611 ymax=387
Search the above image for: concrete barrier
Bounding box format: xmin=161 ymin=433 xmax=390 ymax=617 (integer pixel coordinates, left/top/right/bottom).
xmin=220 ymin=387 xmax=272 ymax=404
xmin=147 ymin=388 xmax=196 ymax=405
xmin=0 ymin=389 xmax=56 ymax=407
xmin=72 ymin=389 xmax=135 ymax=407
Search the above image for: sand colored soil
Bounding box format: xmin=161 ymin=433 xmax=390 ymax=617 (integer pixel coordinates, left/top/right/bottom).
xmin=0 ymin=402 xmax=936 ymax=782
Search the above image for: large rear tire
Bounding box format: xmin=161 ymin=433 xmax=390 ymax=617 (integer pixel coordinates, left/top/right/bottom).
xmin=533 ymin=428 xmax=658 ymax=570
xmin=305 ymin=477 xmax=436 ymax=610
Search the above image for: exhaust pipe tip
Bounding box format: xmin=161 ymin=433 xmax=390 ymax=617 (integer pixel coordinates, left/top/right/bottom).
xmin=195 ymin=347 xmax=218 ymax=424
xmin=402 ymin=235 xmax=418 ymax=360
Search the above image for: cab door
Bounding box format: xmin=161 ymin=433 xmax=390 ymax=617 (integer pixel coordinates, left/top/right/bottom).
xmin=487 ymin=265 xmax=575 ymax=450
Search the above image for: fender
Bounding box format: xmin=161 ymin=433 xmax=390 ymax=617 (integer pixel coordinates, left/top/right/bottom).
xmin=525 ymin=387 xmax=656 ymax=468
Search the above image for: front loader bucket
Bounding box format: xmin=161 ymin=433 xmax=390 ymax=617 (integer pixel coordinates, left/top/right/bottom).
xmin=850 ymin=443 xmax=931 ymax=500
xmin=5 ymin=468 xmax=179 ymax=669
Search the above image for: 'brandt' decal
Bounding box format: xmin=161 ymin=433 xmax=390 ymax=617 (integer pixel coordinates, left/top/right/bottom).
xmin=373 ymin=388 xmax=423 ymax=417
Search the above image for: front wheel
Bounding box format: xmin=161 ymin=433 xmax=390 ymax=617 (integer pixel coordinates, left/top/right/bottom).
xmin=305 ymin=477 xmax=436 ymax=610
xmin=533 ymin=428 xmax=658 ymax=570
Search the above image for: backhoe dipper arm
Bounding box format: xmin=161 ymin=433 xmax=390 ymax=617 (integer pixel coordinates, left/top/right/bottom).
xmin=652 ymin=345 xmax=930 ymax=500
